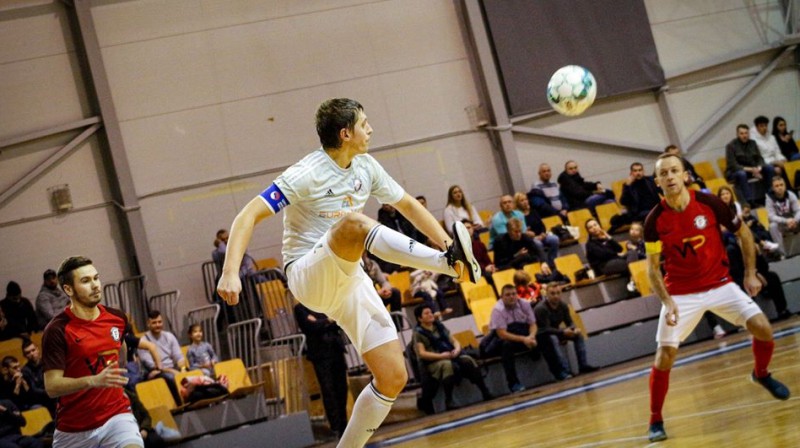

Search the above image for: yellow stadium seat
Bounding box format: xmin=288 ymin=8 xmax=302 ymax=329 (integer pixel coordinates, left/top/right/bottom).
xmin=566 ymin=209 xmax=594 ymax=243
xmin=386 ymin=271 xmax=414 ymax=305
xmin=703 ymin=178 xmax=731 ymax=197
xmin=542 ymin=215 xmax=562 ymax=232
xmin=20 ymin=407 xmax=51 ymax=436
xmin=466 ymin=284 xmax=497 ymax=309
xmin=596 ymin=202 xmax=628 ymax=232
xmin=491 ymin=268 xmax=517 ymax=291
xmin=567 ymin=304 xmax=588 ymax=340
xmin=611 ymin=179 xmax=626 ymax=206
xmin=136 ymin=378 xmax=185 ymax=413
xmin=479 ymin=229 xmax=490 ymax=247
xmin=459 ymin=276 xmax=490 ymax=306
xmin=452 ymin=330 xmax=480 ymax=349
xmin=554 ymin=254 xmax=584 ymax=284
xmin=523 ymin=262 xmax=542 ymax=279
xmin=755 ymin=207 xmax=769 ymax=228
xmin=479 ymin=210 xmax=494 ymax=226
xmin=628 ymin=259 xmax=651 ymax=296
xmin=692 ymin=160 xmax=719 ymax=181
xmin=470 ymin=298 xmax=496 ymax=335
xmin=256 ymin=258 xmax=280 ymax=270
xmin=784 ymin=159 xmax=800 ymax=189
xmin=717 ymin=157 xmax=727 ymax=177
xmin=214 ymin=358 xmax=263 ymax=398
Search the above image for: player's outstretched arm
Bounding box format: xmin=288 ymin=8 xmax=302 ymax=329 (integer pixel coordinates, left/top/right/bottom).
xmin=217 ymin=197 xmax=274 ymax=305
xmin=44 ymin=362 xmax=128 ymax=398
xmin=647 ymin=252 xmax=679 ymax=326
xmin=393 ymin=193 xmax=451 ymax=250
xmin=734 ymin=222 xmax=762 ymax=297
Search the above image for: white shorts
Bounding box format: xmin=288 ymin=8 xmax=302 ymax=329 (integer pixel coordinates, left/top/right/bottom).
xmin=53 ymin=413 xmax=143 ymax=448
xmin=286 ymin=231 xmax=397 ymax=355
xmin=656 ymin=282 xmax=764 ymax=347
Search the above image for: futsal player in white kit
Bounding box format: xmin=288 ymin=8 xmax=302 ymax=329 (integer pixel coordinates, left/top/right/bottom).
xmin=217 ymin=98 xmax=480 ymax=447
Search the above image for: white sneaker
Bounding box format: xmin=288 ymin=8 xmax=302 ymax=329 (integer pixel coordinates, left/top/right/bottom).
xmin=762 ymin=241 xmax=780 ymax=252
xmin=713 ymin=325 xmax=725 ymax=339
xmin=626 ymin=280 xmax=637 ymax=293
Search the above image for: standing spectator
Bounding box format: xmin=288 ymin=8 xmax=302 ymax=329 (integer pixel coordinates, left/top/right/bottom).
xmin=531 ymin=163 xmax=570 ymax=220
xmin=293 ymin=304 xmax=348 ymax=440
xmin=766 ymin=177 xmax=800 ymax=254
xmin=186 ymin=324 xmax=218 ymax=377
xmin=725 ymin=124 xmax=775 ymax=206
xmin=489 ymin=195 xmax=526 ymax=248
xmin=750 ymin=116 xmax=787 ymax=177
xmin=664 ymin=145 xmax=706 ymax=189
xmin=35 ymin=269 xmax=70 ymax=329
xmin=493 ymin=218 xmax=551 ymax=272
xmin=481 ymin=285 xmax=538 ymax=394
xmin=138 ymin=310 xmax=187 ymax=405
xmin=585 ymin=219 xmax=628 ymax=277
xmin=20 ymin=340 xmax=55 ymax=416
xmin=443 ymin=185 xmax=484 ymax=235
xmin=0 ymin=399 xmax=43 ymax=448
xmin=621 ymin=162 xmax=661 ymax=222
xmin=514 ymin=192 xmax=559 ymax=267
xmin=412 ymin=304 xmax=491 ymax=413
xmin=43 ymin=255 xmax=144 ymax=448
xmin=534 ymin=283 xmax=598 ymax=380
xmin=772 ymin=116 xmax=800 ymax=162
xmin=557 ymin=160 xmax=615 ymax=214
xmin=1 ymin=283 xmax=38 ymax=338
xmin=361 ymin=253 xmax=402 ymax=313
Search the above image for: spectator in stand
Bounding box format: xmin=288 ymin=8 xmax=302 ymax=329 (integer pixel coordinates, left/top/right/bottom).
xmin=750 ymin=116 xmax=787 ymax=178
xmin=20 ymin=340 xmax=55 ymax=416
xmin=125 ymin=389 xmax=167 ymax=448
xmin=375 ymin=204 xmax=421 ymax=273
xmin=664 ymin=145 xmax=706 ymax=190
xmin=481 ymin=285 xmax=538 ymax=394
xmin=625 ymin=222 xmax=647 ymax=265
xmin=0 ymin=356 xmax=51 ymax=412
xmin=772 ymin=116 xmax=800 ymax=162
xmin=443 ymin=185 xmax=484 ymax=236
xmin=585 ymin=219 xmax=628 ymax=277
xmin=35 ymin=269 xmax=70 ymax=329
xmin=123 ymin=322 xmax=163 ymax=391
xmin=410 ymin=270 xmax=451 ymax=317
xmin=463 ymin=219 xmax=496 ymax=286
xmin=534 ymin=283 xmax=598 ymax=380
xmin=186 ymin=324 xmax=218 ymax=377
xmin=557 ymin=160 xmax=615 ymax=215
xmin=741 ymin=204 xmax=782 ymax=258
xmin=513 ymin=270 xmax=540 ymax=304
xmin=489 ymin=195 xmax=526 ymax=248
xmin=1 ymin=283 xmax=38 ymax=338
xmin=212 ymin=229 xmax=258 ymax=277
xmin=294 ymin=303 xmax=348 ymax=440
xmin=766 ymin=177 xmax=800 ymax=255
xmin=0 ymin=309 xmax=12 ymax=342
xmin=718 ymin=186 xmax=781 ymax=256
xmin=531 ymin=163 xmax=570 ymax=220
xmin=137 ymin=310 xmax=187 ymax=406
xmin=514 ymin=193 xmax=559 ymax=267
xmin=493 ymin=218 xmax=552 ymax=272
xmin=621 ymin=162 xmax=661 ymax=222
xmin=360 ymin=253 xmax=402 ymax=313
xmin=412 ymin=304 xmax=491 ymax=413
xmin=0 ymin=398 xmax=44 ymax=448
xmin=725 ymin=124 xmax=775 ymax=206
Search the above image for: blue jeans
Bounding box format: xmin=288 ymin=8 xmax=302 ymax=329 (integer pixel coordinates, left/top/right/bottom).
xmin=533 ymin=234 xmax=560 ymax=266
xmin=538 ymin=333 xmax=589 ymax=378
xmin=728 ymin=164 xmax=774 ymax=204
xmin=585 ymin=189 xmax=615 ymax=214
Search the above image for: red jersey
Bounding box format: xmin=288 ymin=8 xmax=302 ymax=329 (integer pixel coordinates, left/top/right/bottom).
xmin=643 ymin=190 xmax=740 ymax=295
xmin=42 ymin=305 xmax=131 ymax=432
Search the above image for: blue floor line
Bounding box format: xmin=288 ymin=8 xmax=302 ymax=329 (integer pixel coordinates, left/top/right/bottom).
xmin=370 ymin=325 xmax=800 ymax=447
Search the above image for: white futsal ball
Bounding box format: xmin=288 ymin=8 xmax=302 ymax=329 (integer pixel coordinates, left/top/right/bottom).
xmin=546 ymin=65 xmax=597 ymax=117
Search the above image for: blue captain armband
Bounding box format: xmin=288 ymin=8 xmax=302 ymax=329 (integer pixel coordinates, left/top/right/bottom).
xmin=259 ymin=183 xmax=290 ymax=213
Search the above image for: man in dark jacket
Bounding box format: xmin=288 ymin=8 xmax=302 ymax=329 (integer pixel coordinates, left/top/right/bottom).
xmin=725 ymin=124 xmax=775 ymax=206
xmin=1 ymin=283 xmax=38 ymax=338
xmin=0 ymin=398 xmax=44 ymax=448
xmin=557 ymin=160 xmax=615 ymax=214
xmin=621 ymin=162 xmax=661 ymax=221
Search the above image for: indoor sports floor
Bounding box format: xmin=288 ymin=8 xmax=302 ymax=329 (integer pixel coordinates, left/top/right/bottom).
xmin=369 ymin=319 xmax=800 ymax=448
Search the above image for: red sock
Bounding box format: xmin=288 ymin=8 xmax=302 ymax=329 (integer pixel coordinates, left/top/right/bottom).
xmin=649 ymin=366 xmax=670 ymax=425
xmin=752 ymin=338 xmax=774 ymax=378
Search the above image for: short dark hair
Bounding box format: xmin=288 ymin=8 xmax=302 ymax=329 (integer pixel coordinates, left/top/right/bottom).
xmin=737 ymin=123 xmax=749 ymax=132
xmin=1 ymin=356 xmax=18 ymax=368
xmin=415 ymin=195 xmax=426 ymax=202
xmin=663 ymin=144 xmax=678 ymax=153
xmin=315 ymin=98 xmax=363 ymax=149
xmin=5 ymin=281 xmax=21 ymax=297
xmin=500 ymin=284 xmax=516 ymax=295
xmin=43 ymin=269 xmax=57 ymax=280
xmin=147 ymin=309 xmax=162 ymax=320
xmin=630 ymin=162 xmax=644 ymax=171
xmin=754 ymin=115 xmax=769 ymax=126
xmin=414 ymin=303 xmax=433 ymax=321
xmin=187 ymin=323 xmax=202 ymax=336
xmin=20 ymin=338 xmax=34 ymax=352
xmin=57 ymin=256 xmax=92 ymax=289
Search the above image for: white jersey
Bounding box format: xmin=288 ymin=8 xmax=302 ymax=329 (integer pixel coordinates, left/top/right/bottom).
xmin=258 ymin=148 xmax=405 ymax=266
xmin=750 ymin=126 xmax=785 ymax=164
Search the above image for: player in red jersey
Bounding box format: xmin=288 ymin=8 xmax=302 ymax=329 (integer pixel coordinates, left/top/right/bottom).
xmin=644 ymin=154 xmax=789 ymax=442
xmin=43 ymin=256 xmax=143 ymax=448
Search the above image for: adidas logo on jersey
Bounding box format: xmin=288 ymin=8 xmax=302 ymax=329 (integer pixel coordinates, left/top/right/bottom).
xmin=325 ymin=189 xmax=334 ymax=197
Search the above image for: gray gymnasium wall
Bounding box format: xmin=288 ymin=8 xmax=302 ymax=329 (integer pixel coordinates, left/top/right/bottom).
xmin=1 ymin=0 xmax=798 ymax=321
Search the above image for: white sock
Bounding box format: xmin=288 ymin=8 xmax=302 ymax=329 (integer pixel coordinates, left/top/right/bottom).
xmin=365 ymin=225 xmax=456 ymax=276
xmin=337 ymin=381 xmax=394 ymax=448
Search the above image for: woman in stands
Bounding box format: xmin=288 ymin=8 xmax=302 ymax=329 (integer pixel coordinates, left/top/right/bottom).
xmin=772 ymin=116 xmax=800 ymax=162
xmin=443 ymin=185 xmax=484 ymax=235
xmin=584 ymin=219 xmax=629 ymax=277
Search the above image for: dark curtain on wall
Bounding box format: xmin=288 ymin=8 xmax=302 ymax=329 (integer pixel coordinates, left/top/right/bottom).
xmin=481 ymin=0 xmax=665 ymax=117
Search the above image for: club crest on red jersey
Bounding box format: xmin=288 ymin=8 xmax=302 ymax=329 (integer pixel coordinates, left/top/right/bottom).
xmin=110 ymin=326 xmax=121 ymax=342
xmin=693 ymin=215 xmax=708 ymax=230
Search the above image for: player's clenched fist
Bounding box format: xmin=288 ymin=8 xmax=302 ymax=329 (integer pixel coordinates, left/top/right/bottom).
xmin=217 ymin=273 xmax=242 ymax=306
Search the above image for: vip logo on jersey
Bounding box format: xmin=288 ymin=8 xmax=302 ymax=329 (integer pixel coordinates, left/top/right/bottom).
xmin=693 ymin=215 xmax=708 ymax=230
xmin=673 ymin=235 xmax=706 ymax=258
xmin=110 ymin=326 xmax=121 ymax=342
xmin=353 ymin=178 xmax=363 ymax=192
xmin=342 ymin=195 xmax=354 ymax=208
